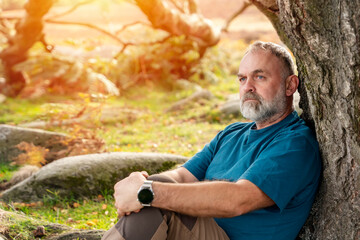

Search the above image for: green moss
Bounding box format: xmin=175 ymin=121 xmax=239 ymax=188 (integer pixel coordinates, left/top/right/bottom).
xmin=154 ymin=161 xmax=178 ymax=173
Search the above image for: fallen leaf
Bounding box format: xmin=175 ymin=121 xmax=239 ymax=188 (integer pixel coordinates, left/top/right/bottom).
xmin=73 ymin=202 xmax=80 ymax=208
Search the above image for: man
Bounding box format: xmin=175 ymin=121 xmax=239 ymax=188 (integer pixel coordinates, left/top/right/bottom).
xmin=102 ymin=41 xmax=321 ymax=240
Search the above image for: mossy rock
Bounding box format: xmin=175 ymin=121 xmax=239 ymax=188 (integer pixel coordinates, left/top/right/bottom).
xmin=0 ymin=152 xmax=188 ymax=203
xmin=0 ymin=209 xmax=104 ymax=239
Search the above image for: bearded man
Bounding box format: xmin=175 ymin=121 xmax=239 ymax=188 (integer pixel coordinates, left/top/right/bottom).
xmin=102 ymin=41 xmax=321 ymax=240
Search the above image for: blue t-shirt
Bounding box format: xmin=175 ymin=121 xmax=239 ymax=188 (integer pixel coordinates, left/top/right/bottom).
xmin=183 ymin=111 xmax=321 ymax=240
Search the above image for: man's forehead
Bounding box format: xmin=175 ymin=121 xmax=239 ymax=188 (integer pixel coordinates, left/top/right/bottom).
xmin=237 ymin=69 xmax=269 ymax=77
xmin=238 ymin=51 xmax=281 ymax=74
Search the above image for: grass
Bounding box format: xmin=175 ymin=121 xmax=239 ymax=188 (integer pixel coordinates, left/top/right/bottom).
xmin=0 ymin=163 xmax=19 ymax=181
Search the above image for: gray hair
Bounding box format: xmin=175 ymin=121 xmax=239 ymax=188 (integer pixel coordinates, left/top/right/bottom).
xmin=245 ymin=41 xmax=295 ymax=79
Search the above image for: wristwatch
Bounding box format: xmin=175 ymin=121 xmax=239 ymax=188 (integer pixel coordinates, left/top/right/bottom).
xmin=137 ymin=180 xmax=154 ymax=206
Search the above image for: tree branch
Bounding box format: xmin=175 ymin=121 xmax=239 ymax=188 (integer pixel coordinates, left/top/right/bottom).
xmin=115 ymin=21 xmax=152 ymax=35
xmin=187 ymin=0 xmax=199 ymax=14
xmin=45 ymin=19 xmax=126 ymax=44
xmin=46 ymin=0 xmax=95 ymax=20
xmin=134 ymin=0 xmax=220 ymax=48
xmin=168 ymin=0 xmax=186 ymax=13
xmin=222 ymin=1 xmax=252 ymax=32
xmin=115 ymin=34 xmax=173 ymax=57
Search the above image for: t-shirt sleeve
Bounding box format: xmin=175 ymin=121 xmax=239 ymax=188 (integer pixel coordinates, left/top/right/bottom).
xmin=183 ymin=130 xmax=223 ymax=181
xmin=239 ymin=132 xmax=321 ymax=212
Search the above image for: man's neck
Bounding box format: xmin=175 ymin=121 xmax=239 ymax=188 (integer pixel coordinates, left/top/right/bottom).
xmin=255 ymin=108 xmax=294 ymax=130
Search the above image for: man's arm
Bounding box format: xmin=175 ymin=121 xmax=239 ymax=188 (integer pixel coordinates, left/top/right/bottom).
xmin=154 ymin=166 xmax=199 ymax=183
xmin=114 ymin=171 xmax=274 ymax=218
xmin=151 ymin=179 xmax=274 ymax=218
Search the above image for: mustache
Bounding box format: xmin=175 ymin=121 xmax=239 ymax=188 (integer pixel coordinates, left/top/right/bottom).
xmin=240 ymin=92 xmax=263 ymax=103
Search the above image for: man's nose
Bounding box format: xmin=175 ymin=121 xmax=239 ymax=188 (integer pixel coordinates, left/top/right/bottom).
xmin=242 ymin=78 xmax=255 ymax=93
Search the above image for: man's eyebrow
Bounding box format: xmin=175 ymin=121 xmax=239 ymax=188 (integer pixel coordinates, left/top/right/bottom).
xmin=237 ymin=69 xmax=270 ymax=77
xmin=237 ymin=73 xmax=245 ymax=78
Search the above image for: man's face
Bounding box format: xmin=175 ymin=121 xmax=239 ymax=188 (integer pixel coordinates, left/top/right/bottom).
xmin=237 ymin=50 xmax=288 ymax=123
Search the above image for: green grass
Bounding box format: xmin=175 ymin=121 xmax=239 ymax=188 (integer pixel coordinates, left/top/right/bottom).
xmin=0 ymin=162 xmax=19 ymax=181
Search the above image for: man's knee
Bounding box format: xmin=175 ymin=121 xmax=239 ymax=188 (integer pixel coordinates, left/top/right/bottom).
xmin=116 ymin=207 xmax=167 ymax=240
xmin=102 ymin=174 xmax=175 ymax=240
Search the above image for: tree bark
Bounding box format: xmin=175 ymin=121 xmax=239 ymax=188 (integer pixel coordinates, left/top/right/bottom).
xmin=252 ymin=0 xmax=360 ymax=239
xmin=134 ymin=0 xmax=221 ymax=53
xmin=0 ymin=0 xmax=54 ymax=97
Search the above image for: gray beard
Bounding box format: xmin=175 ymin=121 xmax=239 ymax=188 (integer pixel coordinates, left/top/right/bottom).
xmin=239 ymin=90 xmax=287 ymax=123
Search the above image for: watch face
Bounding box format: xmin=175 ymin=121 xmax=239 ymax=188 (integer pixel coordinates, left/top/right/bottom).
xmin=138 ymin=188 xmax=154 ymax=204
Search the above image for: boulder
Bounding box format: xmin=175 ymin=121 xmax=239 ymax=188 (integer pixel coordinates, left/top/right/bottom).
xmin=0 ymin=152 xmax=188 ymax=203
xmin=219 ymin=99 xmax=241 ymax=118
xmin=0 ymin=125 xmax=68 ymax=163
xmin=165 ymin=89 xmax=214 ymax=112
xmin=46 ymin=230 xmax=105 ymax=240
xmin=0 ymin=208 xmax=104 ymax=239
xmin=172 ymin=79 xmax=203 ymax=91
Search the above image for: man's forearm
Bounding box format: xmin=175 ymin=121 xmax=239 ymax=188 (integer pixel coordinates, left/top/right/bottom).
xmin=155 ymin=167 xmax=198 ymax=183
xmin=151 ymin=180 xmax=273 ymax=218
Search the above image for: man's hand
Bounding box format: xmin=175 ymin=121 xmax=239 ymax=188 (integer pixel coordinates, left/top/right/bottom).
xmin=114 ymin=171 xmax=149 ymax=218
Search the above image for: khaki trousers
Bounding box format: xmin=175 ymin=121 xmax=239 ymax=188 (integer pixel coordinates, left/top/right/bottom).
xmin=102 ymin=175 xmax=229 ymax=240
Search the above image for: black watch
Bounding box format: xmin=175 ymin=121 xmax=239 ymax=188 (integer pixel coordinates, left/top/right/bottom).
xmin=137 ymin=180 xmax=154 ymax=206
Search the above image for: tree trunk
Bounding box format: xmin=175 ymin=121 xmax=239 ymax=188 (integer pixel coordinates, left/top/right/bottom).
xmin=252 ymin=0 xmax=360 ymax=239
xmin=0 ymin=0 xmax=54 ymax=97
xmin=134 ymin=0 xmax=220 ymax=54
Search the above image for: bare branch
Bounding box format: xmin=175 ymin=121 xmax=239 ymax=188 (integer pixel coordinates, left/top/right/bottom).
xmin=134 ymin=0 xmax=220 ymax=48
xmin=46 ymin=0 xmax=95 ymax=20
xmin=0 ymin=16 xmax=21 ymax=21
xmin=115 ymin=21 xmax=152 ymax=35
xmin=187 ymin=0 xmax=199 ymax=14
xmin=0 ymin=27 xmax=8 ymax=37
xmin=39 ymin=34 xmax=54 ymax=53
xmin=3 ymin=15 xmax=169 ymax=55
xmin=222 ymin=1 xmax=252 ymax=32
xmin=45 ymin=19 xmax=126 ymax=44
xmin=168 ymin=0 xmax=185 ymax=13
xmin=115 ymin=34 xmax=173 ymax=57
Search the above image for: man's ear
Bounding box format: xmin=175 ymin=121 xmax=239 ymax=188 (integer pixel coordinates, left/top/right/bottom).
xmin=285 ymin=75 xmax=299 ymax=96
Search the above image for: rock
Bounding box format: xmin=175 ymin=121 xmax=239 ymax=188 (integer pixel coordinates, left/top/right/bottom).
xmin=0 ymin=208 xmax=102 ymax=239
xmin=165 ymin=90 xmax=214 ymax=112
xmin=33 ymin=226 xmax=46 ymax=238
xmin=0 ymin=125 xmax=68 ymax=163
xmin=173 ymin=79 xmax=203 ymax=91
xmin=19 ymin=107 xmax=141 ymax=129
xmin=0 ymin=165 xmax=40 ymax=191
xmin=46 ymin=230 xmax=105 ymax=240
xmin=219 ymin=99 xmax=241 ymax=118
xmin=0 ymin=152 xmax=188 ymax=202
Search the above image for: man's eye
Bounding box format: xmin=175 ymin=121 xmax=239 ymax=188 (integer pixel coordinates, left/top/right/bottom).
xmin=257 ymin=75 xmax=264 ymax=80
xmin=239 ymin=77 xmax=246 ymax=82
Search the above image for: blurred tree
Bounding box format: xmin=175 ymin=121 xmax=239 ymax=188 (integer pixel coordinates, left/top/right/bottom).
xmin=0 ymin=0 xmax=54 ymax=97
xmin=251 ymin=0 xmax=359 ymax=239
xmin=0 ymin=0 xmax=251 ymax=96
xmin=134 ymin=0 xmax=220 ymax=56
